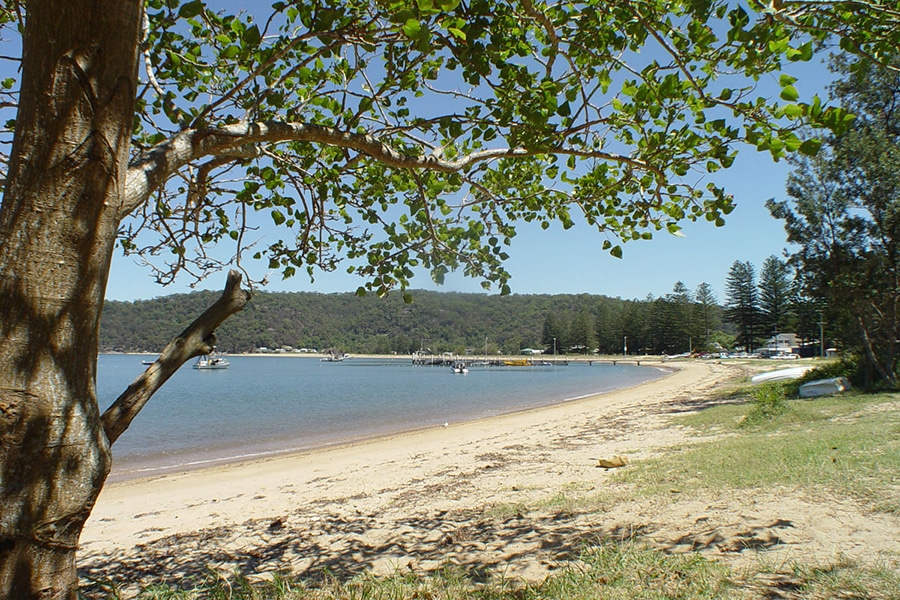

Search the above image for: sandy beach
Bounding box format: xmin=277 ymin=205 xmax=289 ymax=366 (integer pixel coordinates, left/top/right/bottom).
xmin=78 ymin=360 xmax=900 ymax=595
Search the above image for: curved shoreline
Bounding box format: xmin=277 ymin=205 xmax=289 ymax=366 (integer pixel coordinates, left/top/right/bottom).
xmin=104 ymin=358 xmax=670 ymax=483
xmin=81 ymin=361 xmax=740 ymax=570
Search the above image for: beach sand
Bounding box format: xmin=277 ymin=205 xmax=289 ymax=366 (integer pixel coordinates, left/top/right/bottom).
xmin=78 ymin=360 xmax=900 ymax=595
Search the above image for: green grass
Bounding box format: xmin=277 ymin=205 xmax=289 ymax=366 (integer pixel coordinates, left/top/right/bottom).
xmin=620 ymin=389 xmax=900 ymax=512
xmin=751 ymin=556 xmax=900 ymax=600
xmin=82 ymin=543 xmax=735 ymax=600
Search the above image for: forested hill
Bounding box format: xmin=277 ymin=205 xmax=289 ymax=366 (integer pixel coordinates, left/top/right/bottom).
xmin=100 ymin=287 xmax=725 ymax=356
xmin=100 ymin=290 xmax=596 ymax=355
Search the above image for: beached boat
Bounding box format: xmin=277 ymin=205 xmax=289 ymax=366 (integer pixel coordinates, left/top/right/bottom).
xmin=799 ymin=377 xmax=851 ymax=398
xmin=193 ymin=354 xmax=230 ymax=370
xmin=750 ymin=365 xmax=812 ymax=384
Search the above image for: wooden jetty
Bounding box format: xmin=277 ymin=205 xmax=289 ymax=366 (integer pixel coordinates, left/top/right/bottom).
xmin=411 ymin=352 xmax=648 ymax=368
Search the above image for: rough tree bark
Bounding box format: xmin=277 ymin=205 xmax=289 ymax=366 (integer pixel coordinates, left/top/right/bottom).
xmin=0 ymin=2 xmax=162 ymax=598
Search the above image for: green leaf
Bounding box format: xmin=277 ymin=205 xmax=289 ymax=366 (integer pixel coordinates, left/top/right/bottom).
xmin=786 ymin=41 xmax=814 ymax=62
xmin=243 ymin=24 xmax=261 ymax=46
xmin=798 ymin=138 xmax=822 ymax=156
xmin=780 ymin=85 xmax=799 ymax=102
xmin=178 ymin=0 xmax=204 ymax=18
xmin=447 ymin=27 xmax=466 ymax=41
xmin=402 ymin=19 xmax=423 ymax=38
xmin=782 ymin=103 xmax=804 ymax=118
xmin=779 ymin=74 xmax=798 ymax=87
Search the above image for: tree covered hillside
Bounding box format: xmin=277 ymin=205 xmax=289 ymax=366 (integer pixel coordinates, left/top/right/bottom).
xmin=101 ymin=287 xmax=727 ymax=356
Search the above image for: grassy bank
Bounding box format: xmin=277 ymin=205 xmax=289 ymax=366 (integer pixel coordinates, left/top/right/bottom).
xmin=83 ymin=384 xmax=900 ymax=599
xmin=616 ymin=384 xmax=900 ymax=514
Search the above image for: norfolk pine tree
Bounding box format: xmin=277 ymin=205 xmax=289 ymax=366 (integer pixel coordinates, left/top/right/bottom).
xmin=694 ymin=281 xmax=718 ymax=350
xmin=758 ymin=254 xmax=795 ymax=343
xmin=0 ymin=1 xmax=871 ymax=597
xmin=725 ymin=260 xmax=760 ymax=351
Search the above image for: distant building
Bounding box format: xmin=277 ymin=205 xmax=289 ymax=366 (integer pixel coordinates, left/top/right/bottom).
xmin=757 ymin=333 xmax=799 ymax=356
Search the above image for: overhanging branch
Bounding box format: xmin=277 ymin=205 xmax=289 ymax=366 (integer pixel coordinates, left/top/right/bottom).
xmin=123 ymin=120 xmax=660 ymax=215
xmin=101 ymin=269 xmax=251 ymax=445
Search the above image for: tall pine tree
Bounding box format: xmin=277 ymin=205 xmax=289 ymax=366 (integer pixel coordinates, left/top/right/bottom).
xmin=725 ymin=260 xmax=761 ymax=352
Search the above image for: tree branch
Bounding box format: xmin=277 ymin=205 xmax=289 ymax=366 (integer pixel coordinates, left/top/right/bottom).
xmin=100 ymin=269 xmax=251 ymax=445
xmin=123 ymin=120 xmax=660 ymax=215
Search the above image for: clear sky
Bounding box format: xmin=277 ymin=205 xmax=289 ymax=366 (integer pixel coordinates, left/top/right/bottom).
xmin=104 ymin=35 xmax=834 ymax=305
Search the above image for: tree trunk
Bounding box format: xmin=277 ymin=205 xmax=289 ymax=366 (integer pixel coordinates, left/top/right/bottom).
xmin=858 ymin=316 xmax=898 ymax=388
xmin=0 ymin=1 xmax=141 ymax=598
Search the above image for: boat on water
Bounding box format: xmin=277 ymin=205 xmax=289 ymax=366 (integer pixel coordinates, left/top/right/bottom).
xmin=503 ymin=358 xmax=532 ymax=367
xmin=321 ymin=350 xmax=350 ymax=362
xmin=141 ymin=359 xmax=156 ymax=365
xmin=451 ymin=362 xmax=469 ymax=374
xmin=193 ymin=354 xmax=230 ymax=370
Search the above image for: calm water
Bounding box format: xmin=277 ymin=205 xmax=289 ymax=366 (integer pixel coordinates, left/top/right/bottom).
xmin=97 ymin=354 xmax=666 ymax=479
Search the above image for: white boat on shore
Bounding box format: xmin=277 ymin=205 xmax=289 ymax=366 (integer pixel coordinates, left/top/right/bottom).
xmin=750 ymin=365 xmax=812 ymax=384
xmin=193 ymin=354 xmax=230 ymax=370
xmin=799 ymin=377 xmax=851 ymax=398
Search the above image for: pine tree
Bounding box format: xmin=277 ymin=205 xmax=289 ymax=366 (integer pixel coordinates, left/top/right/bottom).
xmin=758 ymin=255 xmax=795 ymax=345
xmin=724 ymin=261 xmax=761 ymax=352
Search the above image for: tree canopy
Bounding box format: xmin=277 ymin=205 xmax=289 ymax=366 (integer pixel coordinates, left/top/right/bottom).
xmin=0 ymin=0 xmax=851 ymax=298
xmin=769 ymin=56 xmax=900 ymax=386
xmin=757 ymin=0 xmax=900 ymax=73
xmin=724 ymin=259 xmax=759 ymax=350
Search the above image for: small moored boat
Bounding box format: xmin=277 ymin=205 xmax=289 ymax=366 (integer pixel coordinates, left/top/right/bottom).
xmin=193 ymin=354 xmax=230 ymax=370
xmin=321 ymin=350 xmax=350 ymax=362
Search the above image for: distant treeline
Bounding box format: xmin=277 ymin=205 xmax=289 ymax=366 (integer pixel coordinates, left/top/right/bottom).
xmin=100 ymin=287 xmax=729 ymax=356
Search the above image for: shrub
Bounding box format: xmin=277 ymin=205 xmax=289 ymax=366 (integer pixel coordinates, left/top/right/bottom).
xmin=742 ymin=382 xmax=788 ymax=426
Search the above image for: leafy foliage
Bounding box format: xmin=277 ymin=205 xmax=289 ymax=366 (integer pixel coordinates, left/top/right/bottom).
xmin=795 ymin=355 xmax=861 ymax=388
xmin=755 ymin=0 xmax=900 ymax=74
xmin=743 ymin=382 xmax=789 ymax=425
xmin=0 ymin=0 xmax=855 ymax=297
